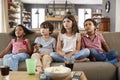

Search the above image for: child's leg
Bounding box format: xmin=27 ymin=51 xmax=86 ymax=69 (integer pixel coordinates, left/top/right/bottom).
xmin=90 ymin=49 xmax=106 ymax=61
xmin=42 ymin=55 xmax=52 ymax=69
xmin=105 ymin=50 xmax=118 ymax=60
xmin=3 ymin=53 xmax=29 ymax=71
xmin=50 ymin=52 xmax=64 ymax=62
xmin=31 ymin=53 xmax=43 ymax=72
xmin=31 ymin=53 xmax=42 ymax=67
xmin=73 ymin=48 xmax=90 ymax=59
xmin=3 ymin=54 xmax=14 ymax=70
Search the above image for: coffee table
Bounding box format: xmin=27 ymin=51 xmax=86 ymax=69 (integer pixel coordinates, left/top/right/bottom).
xmin=9 ymin=71 xmax=87 ymax=80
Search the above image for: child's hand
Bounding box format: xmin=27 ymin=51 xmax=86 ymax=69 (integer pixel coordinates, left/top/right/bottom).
xmin=66 ymin=53 xmax=72 ymax=58
xmin=33 ymin=44 xmax=39 ymax=53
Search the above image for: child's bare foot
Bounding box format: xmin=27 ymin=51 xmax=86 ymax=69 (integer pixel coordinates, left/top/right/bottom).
xmin=75 ymin=58 xmax=90 ymax=62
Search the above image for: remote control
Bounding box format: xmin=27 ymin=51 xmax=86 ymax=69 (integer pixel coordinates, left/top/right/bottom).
xmin=72 ymin=72 xmax=82 ymax=80
xmin=39 ymin=72 xmax=47 ymax=80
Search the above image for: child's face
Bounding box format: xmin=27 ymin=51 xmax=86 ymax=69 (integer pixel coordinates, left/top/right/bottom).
xmin=40 ymin=28 xmax=51 ymax=36
xmin=84 ymin=21 xmax=96 ymax=33
xmin=63 ymin=18 xmax=72 ymax=30
xmin=15 ymin=26 xmax=25 ymax=38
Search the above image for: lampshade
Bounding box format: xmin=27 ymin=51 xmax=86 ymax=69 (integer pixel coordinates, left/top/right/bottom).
xmin=35 ymin=9 xmax=39 ymax=14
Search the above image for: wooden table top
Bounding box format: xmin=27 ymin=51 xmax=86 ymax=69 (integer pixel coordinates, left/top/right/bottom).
xmin=3 ymin=71 xmax=87 ymax=80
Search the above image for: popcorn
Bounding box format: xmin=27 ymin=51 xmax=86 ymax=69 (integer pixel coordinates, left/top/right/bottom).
xmin=46 ymin=65 xmax=70 ymax=73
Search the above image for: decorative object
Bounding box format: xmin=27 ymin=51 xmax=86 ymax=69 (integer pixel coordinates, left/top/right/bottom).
xmin=105 ymin=1 xmax=110 ymax=13
xmin=35 ymin=9 xmax=39 ymax=28
xmin=46 ymin=0 xmax=76 ymax=17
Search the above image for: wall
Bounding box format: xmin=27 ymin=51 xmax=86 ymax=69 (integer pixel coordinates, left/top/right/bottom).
xmin=102 ymin=0 xmax=120 ymax=32
xmin=116 ymin=0 xmax=120 ymax=32
xmin=23 ymin=4 xmax=102 ymax=15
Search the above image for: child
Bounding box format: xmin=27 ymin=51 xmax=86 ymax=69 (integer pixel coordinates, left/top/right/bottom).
xmin=31 ymin=21 xmax=56 ymax=72
xmin=50 ymin=14 xmax=90 ymax=62
xmin=0 ymin=24 xmax=34 ymax=71
xmin=81 ymin=18 xmax=118 ymax=64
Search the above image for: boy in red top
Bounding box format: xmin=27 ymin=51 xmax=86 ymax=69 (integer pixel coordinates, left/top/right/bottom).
xmin=81 ymin=19 xmax=118 ymax=64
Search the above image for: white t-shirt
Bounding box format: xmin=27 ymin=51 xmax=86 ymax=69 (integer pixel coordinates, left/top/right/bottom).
xmin=60 ymin=33 xmax=80 ymax=53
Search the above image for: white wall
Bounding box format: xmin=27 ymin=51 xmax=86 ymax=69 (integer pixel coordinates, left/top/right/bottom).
xmin=115 ymin=0 xmax=120 ymax=32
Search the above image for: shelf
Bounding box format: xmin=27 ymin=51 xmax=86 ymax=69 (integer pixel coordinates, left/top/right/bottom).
xmin=22 ymin=11 xmax=31 ymax=27
xmin=22 ymin=16 xmax=31 ymax=19
xmin=45 ymin=17 xmax=78 ymax=21
xmin=23 ymin=21 xmax=30 ymax=22
xmin=9 ymin=15 xmax=19 ymax=19
xmin=8 ymin=2 xmax=19 ymax=8
xmin=22 ymin=11 xmax=31 ymax=14
xmin=8 ymin=9 xmax=19 ymax=13
xmin=45 ymin=17 xmax=63 ymax=21
xmin=92 ymin=13 xmax=102 ymax=15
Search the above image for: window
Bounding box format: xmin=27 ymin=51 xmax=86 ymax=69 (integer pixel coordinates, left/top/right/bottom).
xmin=32 ymin=8 xmax=45 ymax=29
xmin=78 ymin=9 xmax=92 ymax=30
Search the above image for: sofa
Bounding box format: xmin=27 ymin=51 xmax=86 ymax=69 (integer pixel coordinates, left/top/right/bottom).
xmin=0 ymin=32 xmax=120 ymax=80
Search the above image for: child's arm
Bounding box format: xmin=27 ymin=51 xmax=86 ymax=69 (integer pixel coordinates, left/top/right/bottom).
xmin=33 ymin=44 xmax=40 ymax=53
xmin=102 ymin=42 xmax=110 ymax=52
xmin=0 ymin=41 xmax=12 ymax=58
xmin=26 ymin=40 xmax=32 ymax=54
xmin=56 ymin=33 xmax=66 ymax=57
xmin=100 ymin=33 xmax=110 ymax=52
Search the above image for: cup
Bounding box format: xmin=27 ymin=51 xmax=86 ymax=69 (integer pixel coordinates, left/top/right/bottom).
xmin=26 ymin=59 xmax=37 ymax=75
xmin=64 ymin=57 xmax=75 ymax=70
xmin=0 ymin=66 xmax=10 ymax=80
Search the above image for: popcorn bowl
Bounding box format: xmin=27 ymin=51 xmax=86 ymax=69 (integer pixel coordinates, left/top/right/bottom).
xmin=44 ymin=65 xmax=71 ymax=80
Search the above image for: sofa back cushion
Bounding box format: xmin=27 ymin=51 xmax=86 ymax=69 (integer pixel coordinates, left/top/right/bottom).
xmin=0 ymin=33 xmax=12 ymax=53
xmin=102 ymin=32 xmax=120 ymax=57
xmin=1 ymin=32 xmax=120 ymax=57
xmin=0 ymin=33 xmax=38 ymax=53
xmin=0 ymin=32 xmax=59 ymax=53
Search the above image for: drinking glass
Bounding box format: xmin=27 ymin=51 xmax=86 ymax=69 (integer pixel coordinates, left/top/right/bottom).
xmin=0 ymin=66 xmax=10 ymax=80
xmin=64 ymin=57 xmax=75 ymax=70
xmin=26 ymin=59 xmax=37 ymax=75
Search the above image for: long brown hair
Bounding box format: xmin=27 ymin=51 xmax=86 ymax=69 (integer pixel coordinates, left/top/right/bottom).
xmin=10 ymin=24 xmax=34 ymax=37
xmin=61 ymin=14 xmax=79 ymax=34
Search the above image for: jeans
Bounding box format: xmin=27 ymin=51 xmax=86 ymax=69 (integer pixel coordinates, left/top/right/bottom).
xmin=50 ymin=48 xmax=90 ymax=62
xmin=3 ymin=53 xmax=29 ymax=71
xmin=89 ymin=49 xmax=118 ymax=64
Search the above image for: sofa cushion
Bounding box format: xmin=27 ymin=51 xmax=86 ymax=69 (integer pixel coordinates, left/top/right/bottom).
xmin=51 ymin=62 xmax=116 ymax=80
xmin=73 ymin=62 xmax=116 ymax=80
xmin=16 ymin=61 xmax=117 ymax=80
xmin=102 ymin=32 xmax=120 ymax=57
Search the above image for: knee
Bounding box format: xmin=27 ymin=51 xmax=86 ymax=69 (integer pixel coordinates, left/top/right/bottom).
xmin=43 ymin=55 xmax=51 ymax=58
xmin=31 ymin=53 xmax=39 ymax=58
xmin=50 ymin=52 xmax=57 ymax=57
xmin=90 ymin=49 xmax=98 ymax=55
xmin=43 ymin=55 xmax=52 ymax=61
xmin=3 ymin=54 xmax=10 ymax=59
xmin=84 ymin=48 xmax=90 ymax=57
xmin=111 ymin=50 xmax=118 ymax=57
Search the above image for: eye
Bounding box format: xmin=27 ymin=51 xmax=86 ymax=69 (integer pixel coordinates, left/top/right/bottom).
xmin=67 ymin=20 xmax=70 ymax=22
xmin=88 ymin=23 xmax=91 ymax=26
xmin=84 ymin=24 xmax=87 ymax=27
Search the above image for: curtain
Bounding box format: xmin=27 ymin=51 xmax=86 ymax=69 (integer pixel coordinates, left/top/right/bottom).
xmin=0 ymin=0 xmax=9 ymax=33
